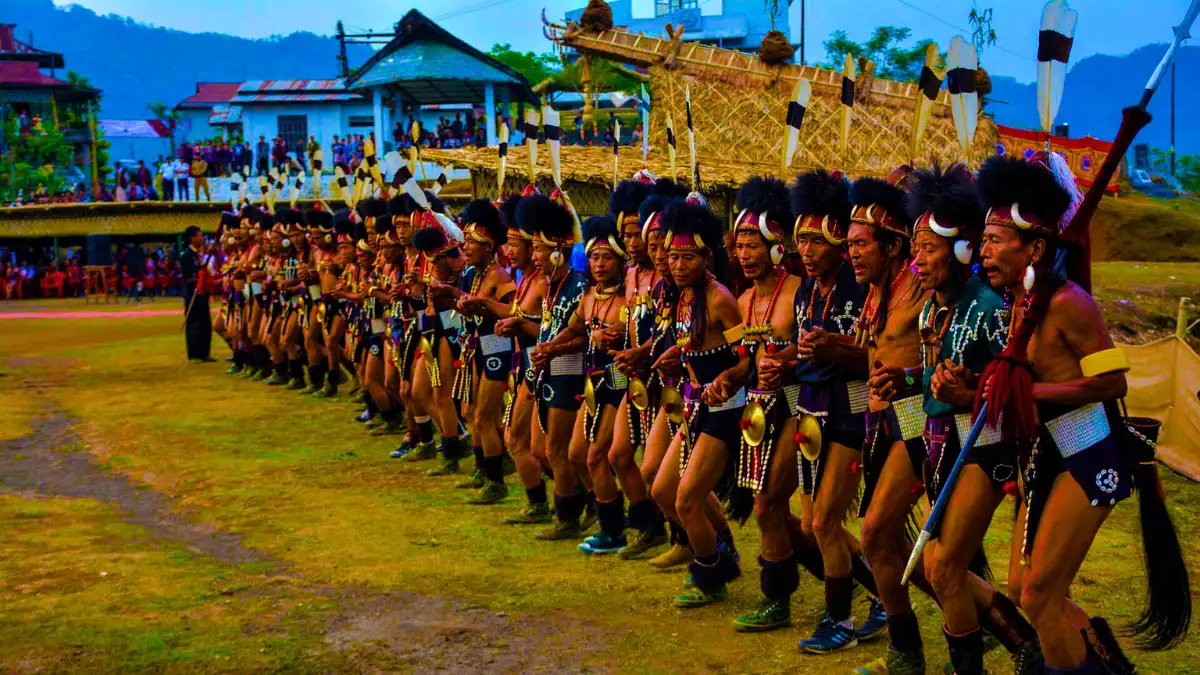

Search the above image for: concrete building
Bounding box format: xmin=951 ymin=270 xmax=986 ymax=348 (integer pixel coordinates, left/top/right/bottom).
xmin=564 ymin=0 xmax=794 ymax=54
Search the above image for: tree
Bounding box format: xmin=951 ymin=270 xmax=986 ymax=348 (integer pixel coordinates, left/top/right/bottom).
xmin=488 ymin=44 xmax=559 ymax=88
xmin=968 ymin=5 xmax=998 ymax=56
xmin=67 ymin=70 xmax=110 ymax=183
xmin=1178 ymin=155 xmax=1200 ymax=193
xmin=146 ymin=101 xmax=180 ymax=155
xmin=820 ymin=26 xmax=937 ymax=83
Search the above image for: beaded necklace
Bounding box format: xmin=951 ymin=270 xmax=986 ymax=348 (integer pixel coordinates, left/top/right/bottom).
xmin=805 ymin=279 xmax=837 ymax=329
xmin=541 ymin=268 xmax=572 ymax=328
xmin=673 ymin=272 xmax=712 ymax=352
xmin=588 ymin=284 xmax=620 ymax=329
xmin=744 ymin=271 xmax=788 ymax=343
xmin=510 ymin=267 xmax=542 ymax=319
xmin=854 ymin=267 xmax=908 ymax=348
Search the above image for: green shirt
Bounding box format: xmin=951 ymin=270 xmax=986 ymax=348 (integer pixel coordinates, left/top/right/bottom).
xmin=920 ymin=275 xmax=1009 ymax=417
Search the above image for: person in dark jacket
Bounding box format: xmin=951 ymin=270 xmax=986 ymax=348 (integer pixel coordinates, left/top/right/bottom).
xmin=179 ymin=225 xmax=214 ymax=363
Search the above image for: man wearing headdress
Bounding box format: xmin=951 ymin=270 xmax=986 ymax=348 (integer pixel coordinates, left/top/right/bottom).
xmin=411 ymin=200 xmax=470 ymax=475
xmin=610 ymin=178 xmax=690 ymax=561
xmin=646 ymin=195 xmax=747 ymax=608
xmin=977 ymin=153 xmax=1190 ymax=675
xmin=442 ymin=199 xmax=518 ymax=504
xmin=272 ymin=208 xmax=311 ymax=388
xmin=537 ymin=214 xmax=630 ymax=553
xmin=493 ymin=193 xmax=554 ymax=525
xmin=906 ymin=163 xmax=1037 ymax=675
xmin=845 ymin=170 xmax=932 ymax=675
xmin=522 ymin=193 xmax=591 ymax=540
xmin=722 ymin=176 xmax=826 ymax=632
xmin=387 ymin=195 xmax=436 ymax=457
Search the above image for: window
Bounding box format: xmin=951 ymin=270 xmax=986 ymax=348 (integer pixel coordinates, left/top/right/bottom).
xmin=277 ymin=115 xmax=308 ymax=151
xmin=348 ymin=115 xmax=374 ymax=128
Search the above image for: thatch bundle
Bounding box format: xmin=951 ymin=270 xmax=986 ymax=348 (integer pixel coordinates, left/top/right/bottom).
xmin=975 ymin=66 xmax=993 ymax=96
xmin=758 ymin=31 xmax=794 ymax=65
xmin=579 ymin=0 xmax=613 ymax=33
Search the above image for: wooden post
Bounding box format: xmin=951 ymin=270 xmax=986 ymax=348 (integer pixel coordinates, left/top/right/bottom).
xmin=484 ymin=81 xmax=498 ymax=147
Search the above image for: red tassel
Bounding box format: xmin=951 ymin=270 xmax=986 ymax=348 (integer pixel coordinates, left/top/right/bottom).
xmin=739 ymin=418 xmax=751 ymax=431
xmin=453 ymin=359 xmax=463 ymax=369
xmin=793 ymin=432 xmax=807 ymax=445
xmin=910 ymin=482 xmax=925 ymax=497
xmin=1003 ymin=481 xmax=1019 ymax=496
xmin=765 ymin=343 xmax=776 ymax=355
xmin=849 ymin=460 xmax=860 ymax=474
xmin=736 ymin=345 xmax=747 ymax=359
xmin=575 ymin=394 xmax=583 ymax=402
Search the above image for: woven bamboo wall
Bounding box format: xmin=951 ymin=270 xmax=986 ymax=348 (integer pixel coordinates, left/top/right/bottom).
xmin=648 ymin=66 xmax=998 ymax=177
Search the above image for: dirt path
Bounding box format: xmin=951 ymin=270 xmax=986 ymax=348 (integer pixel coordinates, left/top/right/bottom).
xmin=0 ymin=370 xmax=613 ymax=674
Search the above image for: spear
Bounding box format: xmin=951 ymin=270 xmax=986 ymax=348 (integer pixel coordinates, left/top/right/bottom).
xmin=612 ymin=117 xmax=621 ymax=189
xmin=780 ymin=77 xmax=811 ymax=174
xmin=497 ymin=121 xmax=510 ymax=195
xmin=525 ymin=107 xmax=540 ymax=187
xmin=685 ymin=86 xmax=699 ymax=190
xmin=639 ymin=83 xmax=651 ymax=164
xmin=665 ymin=112 xmax=678 ymax=181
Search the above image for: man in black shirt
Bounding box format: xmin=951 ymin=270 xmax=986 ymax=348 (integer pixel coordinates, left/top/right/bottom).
xmin=256 ymin=136 xmax=270 ymax=176
xmin=180 ymin=225 xmax=214 ymax=363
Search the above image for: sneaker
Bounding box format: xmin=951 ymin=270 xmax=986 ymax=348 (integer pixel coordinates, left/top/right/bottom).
xmin=363 ymin=415 xmax=385 ymax=429
xmin=674 ymin=585 xmax=728 ymax=608
xmin=800 ymin=617 xmax=859 ymax=654
xmin=356 ymin=409 xmax=374 ymax=424
xmin=855 ymin=598 xmax=888 ymax=642
xmin=853 ymin=647 xmax=925 ymax=675
xmin=579 ymin=532 xmax=627 ymax=554
xmin=405 ymin=442 xmax=437 ymax=462
xmin=733 ymin=598 xmax=791 ymax=633
xmin=253 ymin=368 xmax=271 ymax=382
xmin=456 ymin=469 xmax=485 ymax=489
xmin=369 ymin=419 xmax=403 ymax=437
xmin=225 ymin=365 xmax=242 ymax=375
xmin=298 ymin=382 xmax=319 ymax=394
xmin=579 ymin=502 xmax=598 ymax=532
xmin=390 ymin=440 xmax=418 ymax=459
xmin=426 ymin=458 xmax=459 ymax=476
xmin=466 ymin=481 xmax=508 ymax=505
xmin=618 ymin=530 xmax=668 ymax=560
xmin=505 ymin=502 xmax=552 ymax=525
xmin=264 ymin=372 xmax=288 ymax=386
xmin=312 ymin=382 xmax=336 ymax=398
xmin=648 ymin=543 xmax=694 ymax=569
xmin=534 ymin=519 xmax=582 ymax=540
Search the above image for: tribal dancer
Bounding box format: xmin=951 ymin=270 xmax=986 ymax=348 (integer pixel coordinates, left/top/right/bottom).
xmin=214 ymin=212 xmax=243 ymax=371
xmin=353 ymin=214 xmax=406 ymax=439
xmin=388 ymin=195 xmax=436 ymax=458
xmin=781 ymin=170 xmax=885 ymax=654
xmin=448 ymin=199 xmax=517 ymax=503
xmin=847 ymin=170 xmax=933 ymax=675
xmin=411 ymin=209 xmax=469 ymax=476
xmin=495 ymin=193 xmax=554 ymax=524
xmin=977 ymin=153 xmax=1190 ymax=675
xmin=648 ymin=195 xmax=746 ymax=608
xmin=907 ymin=164 xmax=1037 ymax=675
xmin=244 ymin=210 xmax=273 ymax=381
xmin=605 ymin=178 xmax=676 ymax=559
xmin=261 ymin=212 xmax=289 ymax=385
xmin=724 ymin=176 xmax=821 ymax=633
xmin=619 ymin=181 xmax=696 ymax=567
xmin=538 ymin=214 xmax=629 ymax=553
xmin=522 ymin=193 xmax=590 ymax=540
xmin=312 ymin=209 xmax=356 ymax=398
xmin=298 ymin=207 xmax=339 ymax=396
xmin=274 ymin=209 xmax=310 ymax=389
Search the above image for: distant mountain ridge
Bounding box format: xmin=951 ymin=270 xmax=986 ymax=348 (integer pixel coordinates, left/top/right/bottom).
xmin=4 ymin=0 xmax=1197 ymax=157
xmin=977 ymin=43 xmax=1197 ymax=157
xmin=5 ymin=0 xmax=374 ymax=118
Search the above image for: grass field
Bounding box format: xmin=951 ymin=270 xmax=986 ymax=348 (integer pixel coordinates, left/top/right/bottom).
xmin=1 ymin=265 xmax=1199 ymax=674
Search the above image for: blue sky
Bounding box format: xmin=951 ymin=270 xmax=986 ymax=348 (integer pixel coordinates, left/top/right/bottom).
xmin=51 ymin=0 xmax=1194 ymax=83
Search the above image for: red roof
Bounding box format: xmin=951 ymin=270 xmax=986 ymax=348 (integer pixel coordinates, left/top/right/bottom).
xmin=0 ymin=60 xmax=67 ymax=87
xmin=177 ymin=82 xmax=242 ymax=108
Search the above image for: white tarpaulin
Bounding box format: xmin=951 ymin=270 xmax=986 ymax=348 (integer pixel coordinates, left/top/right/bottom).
xmin=1124 ymin=335 xmax=1200 ymax=481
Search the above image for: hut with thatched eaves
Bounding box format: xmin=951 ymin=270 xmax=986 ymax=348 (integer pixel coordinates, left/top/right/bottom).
xmin=427 ymin=0 xmax=996 ymax=221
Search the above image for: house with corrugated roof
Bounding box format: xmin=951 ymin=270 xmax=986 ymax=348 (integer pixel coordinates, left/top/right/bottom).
xmin=174 ymin=79 xmax=373 ymax=152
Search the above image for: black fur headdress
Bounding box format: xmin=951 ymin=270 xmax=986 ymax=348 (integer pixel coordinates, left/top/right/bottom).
xmin=356 ymin=197 xmax=389 ymax=220
xmin=906 ymin=163 xmax=984 ymax=236
xmin=304 ymin=209 xmax=333 ymax=230
xmin=516 ymin=193 xmax=575 ymax=244
xmin=850 ymin=176 xmax=913 ymax=238
xmin=639 ymin=178 xmax=689 ymax=235
xmin=735 ymin=176 xmax=793 ymax=234
xmin=460 ymin=198 xmax=505 ymax=245
xmin=790 ymin=169 xmax=851 ymax=229
xmin=411 ymin=225 xmax=451 ymax=256
xmin=976 ymin=155 xmax=1072 ymax=235
xmin=582 ymin=215 xmax=626 ymax=259
xmin=609 ymin=180 xmax=651 ymax=225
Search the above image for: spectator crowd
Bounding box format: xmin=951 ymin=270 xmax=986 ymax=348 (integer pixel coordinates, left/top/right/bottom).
xmin=0 ymin=245 xmax=183 ymax=301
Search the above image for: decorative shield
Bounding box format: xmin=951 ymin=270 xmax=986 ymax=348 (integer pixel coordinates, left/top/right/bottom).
xmin=797 ymin=414 xmax=823 ymax=461
xmin=629 ymin=377 xmax=650 ymax=411
xmin=741 ymin=400 xmax=767 ymax=447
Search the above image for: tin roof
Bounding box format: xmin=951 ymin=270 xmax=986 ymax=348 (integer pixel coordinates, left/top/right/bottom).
xmin=230 ymin=79 xmax=363 ymax=104
xmin=177 ymin=82 xmax=242 ymax=108
xmin=345 ymin=9 xmax=535 ymax=105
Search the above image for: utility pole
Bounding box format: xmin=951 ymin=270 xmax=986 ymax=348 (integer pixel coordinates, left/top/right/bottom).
xmin=800 ymin=0 xmax=806 ymax=65
xmin=1170 ymin=61 xmax=1176 ymax=177
xmin=337 ymin=21 xmax=349 ymax=78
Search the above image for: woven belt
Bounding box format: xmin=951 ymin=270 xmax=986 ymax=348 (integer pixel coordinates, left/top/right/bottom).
xmin=550 ymin=352 xmax=584 ymax=376
xmin=1046 ymin=402 xmax=1110 ymax=458
xmin=479 ymin=333 xmax=511 ymax=356
xmin=847 ymin=380 xmax=870 ymax=414
xmin=891 ymin=394 xmax=927 ymax=441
